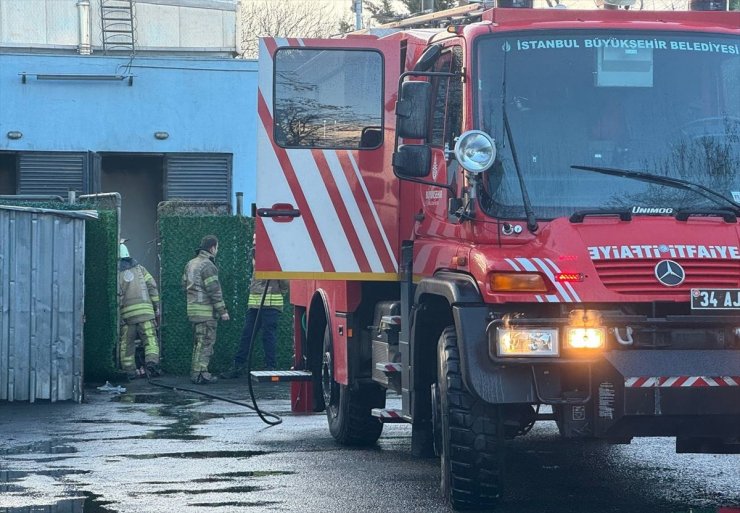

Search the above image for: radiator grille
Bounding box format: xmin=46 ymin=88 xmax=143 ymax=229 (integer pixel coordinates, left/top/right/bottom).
xmin=593 ymin=259 xmax=740 ymax=296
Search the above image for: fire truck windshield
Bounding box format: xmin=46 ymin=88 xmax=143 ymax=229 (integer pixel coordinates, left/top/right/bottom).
xmin=475 ymin=31 xmax=740 ymax=220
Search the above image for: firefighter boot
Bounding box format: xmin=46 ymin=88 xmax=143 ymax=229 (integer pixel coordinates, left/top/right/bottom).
xmin=219 ymin=364 xmax=246 ymax=379
xmin=191 ymin=372 xmax=218 ymax=385
xmin=146 ymin=362 xmax=163 ymax=378
xmin=123 ymin=368 xmax=138 ymax=381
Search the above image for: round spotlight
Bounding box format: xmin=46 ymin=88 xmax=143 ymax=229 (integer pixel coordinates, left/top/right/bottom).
xmin=453 ymin=130 xmax=496 ymax=173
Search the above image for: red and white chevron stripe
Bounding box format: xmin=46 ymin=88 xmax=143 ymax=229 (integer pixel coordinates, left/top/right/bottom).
xmin=371 ymin=408 xmax=403 ymax=418
xmin=375 ymin=362 xmax=402 ymax=373
xmin=505 ymin=257 xmax=582 ymax=303
xmin=625 ymin=376 xmax=740 ymax=388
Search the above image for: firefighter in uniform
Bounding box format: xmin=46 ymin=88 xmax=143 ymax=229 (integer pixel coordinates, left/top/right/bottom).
xmin=118 ymin=242 xmax=162 ymax=379
xmin=183 ymin=235 xmax=229 ymax=384
xmin=221 ymin=277 xmax=289 ymax=378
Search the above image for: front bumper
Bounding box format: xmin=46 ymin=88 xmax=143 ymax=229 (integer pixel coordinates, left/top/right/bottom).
xmin=454 ymin=306 xmax=740 ymax=438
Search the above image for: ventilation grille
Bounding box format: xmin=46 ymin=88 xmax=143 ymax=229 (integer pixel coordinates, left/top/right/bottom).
xmin=594 ymin=258 xmax=740 ymax=295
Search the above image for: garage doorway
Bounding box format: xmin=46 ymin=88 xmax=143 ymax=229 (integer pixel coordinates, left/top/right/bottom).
xmin=101 ymin=155 xmax=164 ymax=280
xmin=0 ymin=153 xmax=17 ymax=195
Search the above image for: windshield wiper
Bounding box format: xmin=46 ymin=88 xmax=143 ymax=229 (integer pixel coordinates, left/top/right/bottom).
xmin=571 ymin=165 xmax=740 ymax=215
xmin=502 ymin=52 xmax=538 ymax=233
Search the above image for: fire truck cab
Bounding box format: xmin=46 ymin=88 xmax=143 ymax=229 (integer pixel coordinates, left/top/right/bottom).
xmin=254 ymin=2 xmax=740 ymax=509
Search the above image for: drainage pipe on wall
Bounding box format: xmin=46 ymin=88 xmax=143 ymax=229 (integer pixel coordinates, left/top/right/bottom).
xmin=77 ymin=0 xmax=92 ymax=55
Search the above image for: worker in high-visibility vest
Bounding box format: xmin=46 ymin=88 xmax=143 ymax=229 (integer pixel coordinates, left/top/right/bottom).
xmin=118 ymin=242 xmax=162 ymax=380
xmin=221 ymin=277 xmax=288 ymax=378
xmin=183 ymin=234 xmax=229 ymax=384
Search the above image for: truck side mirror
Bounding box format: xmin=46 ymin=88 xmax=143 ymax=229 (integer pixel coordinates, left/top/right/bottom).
xmin=393 ymin=144 xmax=431 ymax=178
xmin=396 ymin=81 xmax=431 ymax=140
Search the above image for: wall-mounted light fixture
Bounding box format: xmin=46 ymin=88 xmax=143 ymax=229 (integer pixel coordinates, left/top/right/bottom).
xmin=20 ymin=73 xmax=133 ymax=86
xmin=6 ymin=131 xmax=22 ymax=140
xmin=154 ymin=132 xmax=169 ymax=140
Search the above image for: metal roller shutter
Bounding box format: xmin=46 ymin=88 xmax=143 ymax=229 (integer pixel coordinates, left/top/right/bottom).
xmin=18 ymin=153 xmax=87 ymax=196
xmin=165 ymin=154 xmax=232 ymax=202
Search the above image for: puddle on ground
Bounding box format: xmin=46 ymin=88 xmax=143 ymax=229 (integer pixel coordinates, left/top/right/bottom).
xmin=77 ymin=395 xmax=222 ymax=441
xmin=189 ymin=470 xmax=296 ymax=483
xmin=75 ymin=418 xmax=151 ymax=427
xmin=136 ymin=406 xmax=223 ymax=441
xmin=0 ymin=491 xmax=117 ymax=513
xmin=0 ymin=469 xmax=90 ymax=482
xmin=149 ymin=485 xmax=262 ymax=495
xmin=190 ymin=501 xmax=280 ymax=508
xmin=0 ymin=441 xmax=77 ymax=456
xmin=112 ymin=392 xmax=199 ymax=406
xmin=142 ymin=470 xmax=296 ymax=485
xmin=123 ymin=450 xmax=267 ymax=460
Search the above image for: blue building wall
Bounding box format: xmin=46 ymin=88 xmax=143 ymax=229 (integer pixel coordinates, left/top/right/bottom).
xmin=0 ymin=53 xmax=258 ymax=205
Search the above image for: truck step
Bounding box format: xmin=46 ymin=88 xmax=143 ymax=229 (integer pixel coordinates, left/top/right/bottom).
xmin=371 ymin=408 xmax=407 ymax=423
xmin=250 ymin=370 xmax=312 ymax=383
xmin=375 ymin=362 xmax=402 ymax=373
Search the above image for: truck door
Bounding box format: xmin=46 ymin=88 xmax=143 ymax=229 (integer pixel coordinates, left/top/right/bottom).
xmin=254 ymin=37 xmax=401 ymax=280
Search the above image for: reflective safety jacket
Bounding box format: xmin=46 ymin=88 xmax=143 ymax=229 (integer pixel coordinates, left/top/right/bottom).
xmin=119 ymin=259 xmax=160 ymax=324
xmin=247 ymin=279 xmax=289 ymax=310
xmin=182 ymin=250 xmax=227 ymax=322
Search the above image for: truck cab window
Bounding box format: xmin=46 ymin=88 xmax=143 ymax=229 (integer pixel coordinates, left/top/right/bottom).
xmin=430 ymin=46 xmax=463 ymax=148
xmin=273 ymin=48 xmax=384 ymax=149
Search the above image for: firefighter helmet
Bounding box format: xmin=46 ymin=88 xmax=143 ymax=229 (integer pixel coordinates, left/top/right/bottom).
xmin=119 ymin=243 xmax=130 ymax=259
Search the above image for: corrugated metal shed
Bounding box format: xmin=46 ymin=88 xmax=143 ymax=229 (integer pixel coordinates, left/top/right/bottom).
xmin=0 ymin=205 xmax=98 ymax=403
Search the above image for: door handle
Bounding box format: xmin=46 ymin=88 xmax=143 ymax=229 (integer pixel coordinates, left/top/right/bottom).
xmin=256 ymin=203 xmax=301 ymax=222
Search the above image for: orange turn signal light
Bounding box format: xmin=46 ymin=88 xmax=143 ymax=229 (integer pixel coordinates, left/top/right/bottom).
xmin=490 ymin=272 xmax=548 ymax=292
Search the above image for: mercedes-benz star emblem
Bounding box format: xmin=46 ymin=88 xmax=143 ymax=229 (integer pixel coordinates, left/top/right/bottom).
xmin=654 ymin=260 xmax=685 ymax=287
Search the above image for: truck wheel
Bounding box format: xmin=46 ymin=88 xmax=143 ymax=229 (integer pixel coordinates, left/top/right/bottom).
xmin=321 ymin=326 xmax=384 ymax=446
xmin=438 ymin=326 xmax=502 ymax=510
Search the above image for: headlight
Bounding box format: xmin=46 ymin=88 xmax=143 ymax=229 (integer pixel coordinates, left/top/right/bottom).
xmin=454 ymin=130 xmax=496 ymax=173
xmin=565 ymin=327 xmax=606 ymax=349
xmin=495 ymin=327 xmax=559 ymax=357
xmin=566 ymin=309 xmax=605 ymax=350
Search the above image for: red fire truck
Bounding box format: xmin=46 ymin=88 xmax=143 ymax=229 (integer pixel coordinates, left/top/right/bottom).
xmin=253 ymin=1 xmax=740 ymax=509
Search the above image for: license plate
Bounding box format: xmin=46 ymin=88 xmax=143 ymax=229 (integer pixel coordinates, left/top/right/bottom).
xmin=690 ymin=288 xmax=740 ymax=310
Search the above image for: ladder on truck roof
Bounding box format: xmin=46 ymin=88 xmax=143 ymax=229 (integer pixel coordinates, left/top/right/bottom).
xmin=354 ymin=2 xmax=493 ymax=33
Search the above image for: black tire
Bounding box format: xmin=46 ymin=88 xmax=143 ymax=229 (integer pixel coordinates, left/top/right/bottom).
xmin=311 ymin=329 xmax=326 ymax=413
xmin=438 ymin=326 xmax=503 ymax=510
xmin=322 ymin=326 xmax=385 ymax=446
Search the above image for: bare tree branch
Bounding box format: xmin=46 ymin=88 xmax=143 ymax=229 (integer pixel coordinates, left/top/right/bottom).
xmin=238 ymin=1 xmax=344 ymax=59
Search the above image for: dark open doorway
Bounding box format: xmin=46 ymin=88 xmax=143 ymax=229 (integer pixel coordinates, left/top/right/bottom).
xmin=101 ymin=155 xmax=164 ymax=280
xmin=0 ymin=153 xmax=17 ymax=195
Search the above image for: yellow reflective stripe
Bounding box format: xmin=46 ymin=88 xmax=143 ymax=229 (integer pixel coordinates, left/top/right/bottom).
xmin=122 ymin=304 xmax=154 ymax=316
xmin=213 ymin=301 xmax=226 ymax=311
xmin=204 ymin=276 xmax=218 ymax=286
xmin=248 ymin=293 xmax=283 ymax=308
xmin=187 ymin=304 xmax=213 ymax=315
xmin=254 ymin=271 xmax=400 ymax=281
xmin=150 ymin=295 xmax=160 ymax=303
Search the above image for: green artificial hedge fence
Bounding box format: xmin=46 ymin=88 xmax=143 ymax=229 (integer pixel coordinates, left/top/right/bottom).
xmin=159 ymin=212 xmax=294 ymax=376
xmin=82 ymin=208 xmax=120 ymax=382
xmin=0 ymin=199 xmax=295 ymax=381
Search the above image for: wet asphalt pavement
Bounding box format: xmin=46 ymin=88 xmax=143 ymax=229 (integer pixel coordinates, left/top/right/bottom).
xmin=0 ymin=377 xmax=738 ymax=513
